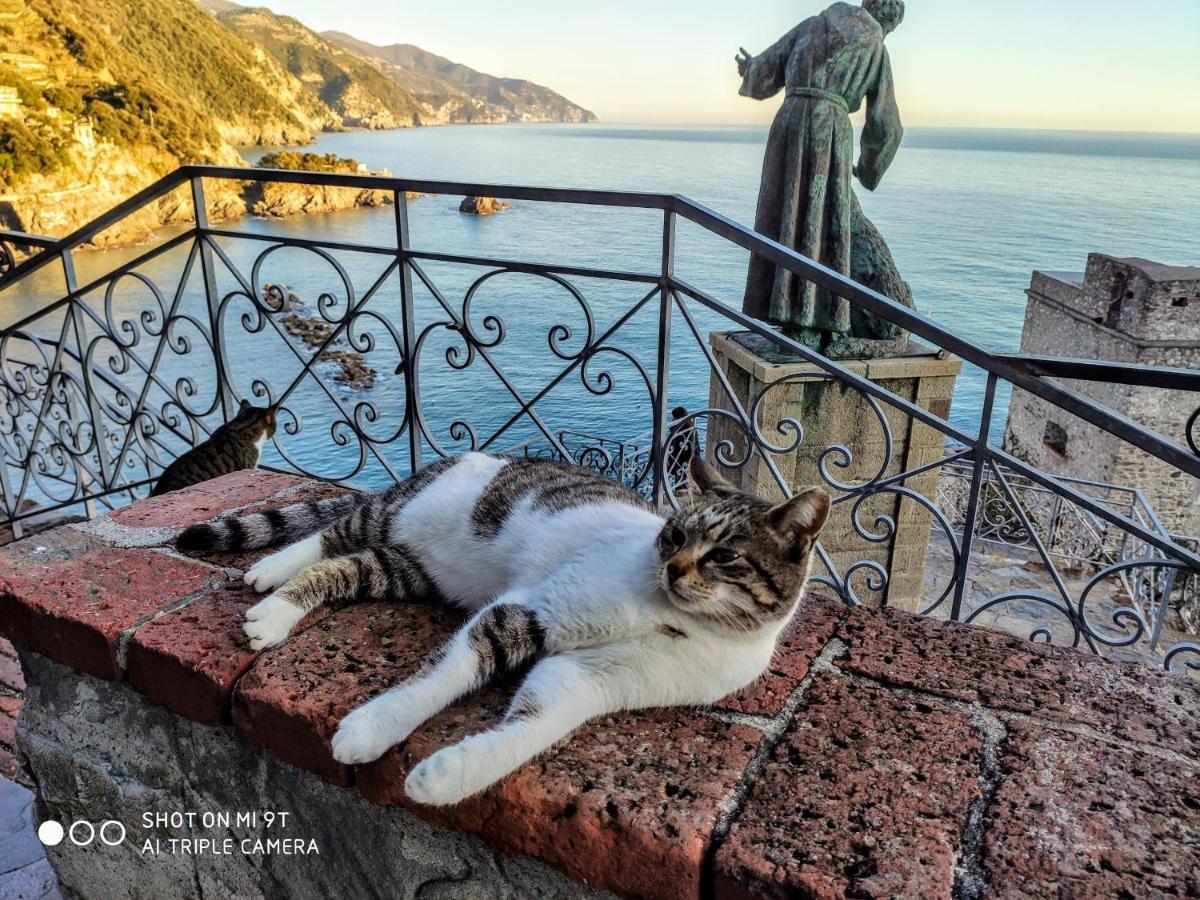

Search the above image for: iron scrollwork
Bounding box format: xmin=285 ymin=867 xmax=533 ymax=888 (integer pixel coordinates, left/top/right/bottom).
xmin=1 ymin=170 xmax=1198 ymax=678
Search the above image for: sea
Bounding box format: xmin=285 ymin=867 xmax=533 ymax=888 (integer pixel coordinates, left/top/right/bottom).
xmin=5 ymin=125 xmax=1198 ymax=491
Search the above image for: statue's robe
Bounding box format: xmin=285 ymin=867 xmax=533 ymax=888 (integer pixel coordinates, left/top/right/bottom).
xmin=741 ymin=2 xmax=902 ymax=336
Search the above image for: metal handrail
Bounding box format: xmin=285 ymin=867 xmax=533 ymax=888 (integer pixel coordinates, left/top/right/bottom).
xmin=11 ymin=165 xmax=1196 ymax=475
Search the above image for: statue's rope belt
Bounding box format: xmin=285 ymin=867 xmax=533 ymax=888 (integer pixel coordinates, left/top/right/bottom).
xmin=784 ymin=86 xmax=850 ymax=113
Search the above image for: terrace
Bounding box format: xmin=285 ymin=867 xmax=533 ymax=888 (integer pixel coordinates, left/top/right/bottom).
xmin=0 ymin=166 xmax=1197 ymax=898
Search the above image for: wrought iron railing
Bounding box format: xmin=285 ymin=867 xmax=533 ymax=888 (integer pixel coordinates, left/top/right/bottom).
xmin=0 ymin=229 xmax=56 ymax=279
xmin=1 ymin=164 xmax=1197 ymax=674
xmin=936 ymin=454 xmax=1195 ymax=649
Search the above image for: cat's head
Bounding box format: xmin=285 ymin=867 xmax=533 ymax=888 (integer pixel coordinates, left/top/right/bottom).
xmin=656 ymin=455 xmax=831 ymax=632
xmin=228 ymin=399 xmax=278 ymax=442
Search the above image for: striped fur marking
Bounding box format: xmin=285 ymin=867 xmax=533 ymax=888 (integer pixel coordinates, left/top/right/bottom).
xmin=470 ymin=457 xmax=647 ymax=538
xmin=466 ymin=604 xmax=546 ymax=680
xmin=175 ymin=492 xmax=366 ymax=553
xmin=656 ymin=623 xmax=688 ymax=639
xmin=276 ymin=544 xmax=438 ymax=612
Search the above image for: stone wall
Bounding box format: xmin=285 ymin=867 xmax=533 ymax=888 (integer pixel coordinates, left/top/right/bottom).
xmin=1004 ymin=255 xmax=1200 ymax=534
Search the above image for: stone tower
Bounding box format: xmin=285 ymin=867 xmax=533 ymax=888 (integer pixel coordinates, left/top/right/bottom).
xmin=1004 ymin=254 xmax=1200 ymax=534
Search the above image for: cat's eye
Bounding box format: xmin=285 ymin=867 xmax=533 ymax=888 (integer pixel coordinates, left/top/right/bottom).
xmin=666 ymin=525 xmax=687 ymax=549
xmin=706 ymin=548 xmax=740 ymax=565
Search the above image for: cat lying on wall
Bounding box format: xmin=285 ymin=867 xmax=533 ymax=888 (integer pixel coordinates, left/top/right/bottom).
xmin=177 ymin=452 xmax=830 ymax=806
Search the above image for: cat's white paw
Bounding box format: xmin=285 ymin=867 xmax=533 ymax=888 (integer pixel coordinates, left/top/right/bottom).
xmin=243 ymin=535 xmax=321 ymax=592
xmin=243 ymin=552 xmax=293 ymax=593
xmin=405 ymin=745 xmax=476 ymax=806
xmin=330 ymin=705 xmax=396 ymax=764
xmin=331 ymin=695 xmax=421 ymax=764
xmin=243 ymin=594 xmax=304 ymax=650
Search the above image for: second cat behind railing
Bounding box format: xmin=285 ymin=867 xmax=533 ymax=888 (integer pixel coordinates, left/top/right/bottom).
xmin=151 ymin=400 xmax=277 ymax=496
xmin=177 ymin=451 xmax=830 ymax=805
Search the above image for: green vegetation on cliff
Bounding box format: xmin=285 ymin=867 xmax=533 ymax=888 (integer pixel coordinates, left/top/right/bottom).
xmin=0 ymin=0 xmax=593 ymax=239
xmin=212 ymin=6 xmax=421 ymax=128
xmin=256 ymin=151 xmax=364 ymax=173
xmin=31 ymin=0 xmax=320 ymax=150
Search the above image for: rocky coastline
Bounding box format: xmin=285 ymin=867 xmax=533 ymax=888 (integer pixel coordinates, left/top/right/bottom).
xmin=0 ymin=151 xmax=406 ymax=254
xmin=459 ymin=195 xmax=513 ymax=215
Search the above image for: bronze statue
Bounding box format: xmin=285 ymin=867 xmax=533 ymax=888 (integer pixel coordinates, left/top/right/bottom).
xmin=737 ymin=0 xmax=913 ymax=358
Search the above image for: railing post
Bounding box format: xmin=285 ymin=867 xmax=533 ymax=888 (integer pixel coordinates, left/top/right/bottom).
xmin=63 ymin=249 xmax=106 ymax=518
xmin=0 ymin=446 xmax=21 ymax=539
xmin=394 ymin=190 xmax=422 ymax=474
xmin=950 ymin=373 xmax=998 ymax=620
xmin=190 ymin=176 xmax=233 ymax=420
xmin=651 ymin=208 xmax=676 ymax=508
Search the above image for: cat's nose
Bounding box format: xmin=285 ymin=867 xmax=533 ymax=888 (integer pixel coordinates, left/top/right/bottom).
xmin=666 ymin=559 xmax=689 ymax=583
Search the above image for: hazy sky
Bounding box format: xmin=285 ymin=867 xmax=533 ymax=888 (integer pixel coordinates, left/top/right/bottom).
xmin=257 ymin=0 xmax=1199 ymax=132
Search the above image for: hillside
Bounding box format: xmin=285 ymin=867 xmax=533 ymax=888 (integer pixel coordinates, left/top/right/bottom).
xmin=323 ymin=32 xmax=596 ymax=125
xmin=0 ymin=0 xmax=595 ymax=245
xmin=0 ymin=0 xmax=337 ymax=241
xmin=15 ymin=0 xmax=326 ymax=161
xmin=210 ymin=5 xmax=423 ymax=129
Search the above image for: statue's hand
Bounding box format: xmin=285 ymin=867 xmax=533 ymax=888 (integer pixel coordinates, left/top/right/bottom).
xmin=735 ymin=47 xmax=752 ymax=78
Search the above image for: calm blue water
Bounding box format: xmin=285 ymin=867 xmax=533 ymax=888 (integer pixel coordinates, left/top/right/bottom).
xmin=4 ymin=125 xmax=1197 ymax=492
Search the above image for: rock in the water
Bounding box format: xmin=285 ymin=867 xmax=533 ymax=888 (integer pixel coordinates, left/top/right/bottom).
xmin=318 ymin=350 xmax=377 ymax=389
xmin=459 ymin=196 xmax=512 ymax=215
xmin=281 ymin=314 xmax=335 ymax=348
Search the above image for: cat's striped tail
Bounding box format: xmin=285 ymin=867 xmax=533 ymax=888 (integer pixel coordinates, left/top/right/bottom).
xmin=175 ymin=492 xmax=367 ymax=553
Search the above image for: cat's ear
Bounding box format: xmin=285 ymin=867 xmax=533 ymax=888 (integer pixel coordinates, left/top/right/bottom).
xmin=768 ymin=487 xmax=831 ymax=548
xmin=238 ymin=398 xmax=251 ymax=413
xmin=689 ymin=454 xmax=737 ymax=496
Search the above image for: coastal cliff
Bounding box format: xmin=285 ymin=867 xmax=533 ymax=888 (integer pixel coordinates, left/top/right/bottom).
xmin=322 ymin=33 xmax=597 ymax=125
xmin=1 ymin=148 xmax=395 ymax=250
xmin=0 ymin=0 xmax=594 ymax=246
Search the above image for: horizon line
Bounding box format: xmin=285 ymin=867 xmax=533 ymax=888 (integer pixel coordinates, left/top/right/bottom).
xmin=573 ymin=122 xmax=1200 ymax=138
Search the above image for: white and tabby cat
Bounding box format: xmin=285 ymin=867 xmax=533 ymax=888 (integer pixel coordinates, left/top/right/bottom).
xmin=177 ymin=452 xmax=830 ymax=806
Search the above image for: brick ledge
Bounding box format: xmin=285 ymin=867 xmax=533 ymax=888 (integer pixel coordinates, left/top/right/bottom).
xmin=1 ymin=471 xmax=1196 ymax=899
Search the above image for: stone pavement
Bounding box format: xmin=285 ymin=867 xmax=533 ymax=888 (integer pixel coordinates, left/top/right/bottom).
xmin=0 ymin=777 xmax=60 ymax=900
xmin=921 ymin=532 xmax=1198 ymax=674
xmin=0 ymin=470 xmax=1197 ymax=899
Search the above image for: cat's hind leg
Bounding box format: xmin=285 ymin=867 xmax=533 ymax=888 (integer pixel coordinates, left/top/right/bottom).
xmin=403 ymin=650 xmax=617 ymax=806
xmin=243 ymin=544 xmax=435 ymax=650
xmin=331 ymin=598 xmax=543 ymax=765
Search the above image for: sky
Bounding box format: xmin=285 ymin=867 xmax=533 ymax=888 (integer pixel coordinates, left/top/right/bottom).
xmin=254 ymin=0 xmax=1199 ymax=133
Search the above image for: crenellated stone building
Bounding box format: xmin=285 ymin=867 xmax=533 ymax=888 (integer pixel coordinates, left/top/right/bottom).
xmin=1004 ymin=254 xmax=1200 ymax=535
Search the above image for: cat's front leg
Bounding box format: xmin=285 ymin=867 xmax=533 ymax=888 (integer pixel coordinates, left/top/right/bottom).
xmin=331 ymin=599 xmax=544 ymax=764
xmin=404 ymin=651 xmax=612 ymax=806
xmin=243 ymin=544 xmax=440 ymax=650
xmin=243 ymin=534 xmax=324 ymax=592
xmin=242 ymin=594 xmax=308 ymax=650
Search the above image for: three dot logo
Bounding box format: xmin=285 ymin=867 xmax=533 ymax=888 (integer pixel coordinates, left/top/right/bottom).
xmin=37 ymin=819 xmax=126 ymax=847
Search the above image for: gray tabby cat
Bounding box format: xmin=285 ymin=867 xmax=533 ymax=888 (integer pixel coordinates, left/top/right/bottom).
xmin=177 ymin=452 xmax=830 ymax=805
xmin=152 ymin=400 xmax=277 ymax=496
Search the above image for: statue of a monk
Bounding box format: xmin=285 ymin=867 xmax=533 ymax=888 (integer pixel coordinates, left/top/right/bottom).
xmin=738 ymin=0 xmax=912 ymax=358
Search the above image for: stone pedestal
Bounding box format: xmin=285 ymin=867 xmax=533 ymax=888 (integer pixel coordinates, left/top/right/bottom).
xmin=707 ymin=332 xmax=961 ymax=610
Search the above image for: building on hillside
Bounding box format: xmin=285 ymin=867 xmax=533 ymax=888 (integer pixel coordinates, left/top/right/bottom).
xmin=73 ymin=117 xmax=96 ymax=153
xmin=0 ymin=85 xmax=21 ymax=118
xmin=1004 ymin=254 xmax=1200 ymax=534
